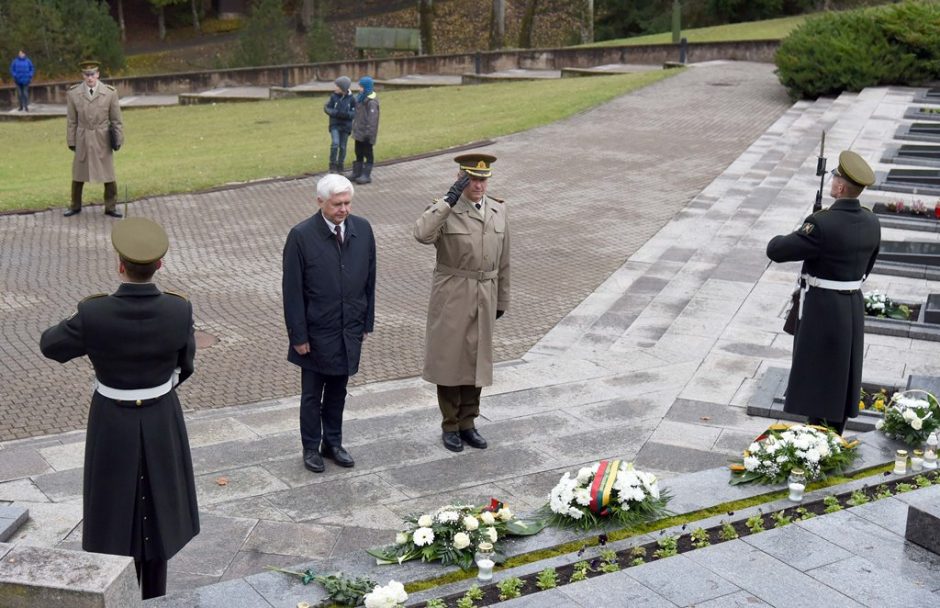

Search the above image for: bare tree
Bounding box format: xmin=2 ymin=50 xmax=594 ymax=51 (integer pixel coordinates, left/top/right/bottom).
xmin=191 ymin=0 xmax=201 ymax=32
xmin=116 ymin=0 xmax=126 ymax=41
xmin=519 ymin=0 xmax=539 ymax=48
xmin=418 ymin=0 xmax=433 ymax=55
xmin=489 ymin=0 xmax=505 ymax=50
xmin=576 ymin=0 xmax=593 ymax=44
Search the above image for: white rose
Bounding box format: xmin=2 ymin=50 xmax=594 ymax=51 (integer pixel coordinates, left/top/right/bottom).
xmin=452 ymin=532 xmax=471 ymax=550
xmin=387 ymin=581 xmax=408 ymax=604
xmin=903 ymin=409 xmax=916 ymax=422
xmin=395 ymin=532 xmax=408 ymax=545
xmin=911 ymin=417 xmax=924 ymax=431
xmin=480 ymin=511 xmax=496 ymax=525
xmin=485 ymin=526 xmax=498 ymax=543
xmin=463 ymin=516 xmax=479 ymax=531
xmin=417 ymin=515 xmax=433 ymax=528
xmin=876 ymin=420 xmax=884 ymax=430
xmin=413 ymin=527 xmax=434 ymax=547
xmin=497 ymin=507 xmax=513 ymax=521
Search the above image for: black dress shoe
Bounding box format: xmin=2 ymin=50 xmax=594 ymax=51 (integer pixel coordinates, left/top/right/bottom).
xmin=104 ymin=209 xmax=123 ymax=218
xmin=63 ymin=209 xmax=81 ymax=217
xmin=442 ymin=431 xmax=464 ymax=452
xmin=321 ymin=444 xmax=355 ymax=467
xmin=303 ymin=448 xmax=325 ymax=473
xmin=459 ymin=428 xmax=488 ymax=449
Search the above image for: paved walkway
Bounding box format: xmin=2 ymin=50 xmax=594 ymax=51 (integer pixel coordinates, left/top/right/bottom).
xmin=0 ymin=61 xmax=790 ymax=440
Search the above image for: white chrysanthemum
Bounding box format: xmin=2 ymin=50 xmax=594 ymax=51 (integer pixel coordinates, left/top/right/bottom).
xmin=452 ymin=532 xmax=471 ymax=550
xmin=413 ymin=527 xmax=434 ymax=547
xmin=876 ymin=420 xmax=885 ymax=430
xmin=804 ymin=448 xmax=821 ymax=463
xmin=574 ymin=488 xmax=592 ymax=506
xmin=480 ymin=511 xmax=496 ymax=525
xmin=576 ymin=467 xmax=593 ymax=484
xmin=463 ymin=516 xmax=479 ymax=531
xmin=743 ymin=456 xmax=760 ymax=471
xmin=395 ymin=532 xmax=408 ymax=545
xmin=437 ymin=510 xmax=459 ymax=524
xmin=417 ymin=514 xmax=433 ymax=528
xmin=776 ymin=455 xmax=788 ymax=464
xmin=748 ymin=442 xmax=761 ymax=453
xmin=566 ymin=507 xmax=583 ymax=520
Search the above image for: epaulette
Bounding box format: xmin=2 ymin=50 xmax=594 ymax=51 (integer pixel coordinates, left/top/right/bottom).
xmin=69 ymin=83 xmax=81 ymax=90
xmin=104 ymin=84 xmax=116 ymax=91
xmin=163 ymin=289 xmax=189 ymax=300
xmin=488 ymin=195 xmax=505 ymax=204
xmin=80 ymin=293 xmax=107 ymax=302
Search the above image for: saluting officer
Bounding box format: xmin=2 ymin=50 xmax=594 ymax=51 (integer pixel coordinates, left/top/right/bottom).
xmin=767 ymin=151 xmax=881 ymax=434
xmin=64 ymin=59 xmax=124 ymax=218
xmin=415 ymin=153 xmax=511 ymax=453
xmin=40 ymin=218 xmax=199 ymax=599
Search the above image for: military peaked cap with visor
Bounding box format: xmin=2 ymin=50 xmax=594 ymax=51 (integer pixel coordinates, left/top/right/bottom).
xmin=831 ymin=150 xmax=875 ymax=188
xmin=79 ymin=60 xmax=100 ymax=73
xmin=454 ymin=153 xmax=497 ymax=178
xmin=111 ymin=218 xmax=169 ymax=264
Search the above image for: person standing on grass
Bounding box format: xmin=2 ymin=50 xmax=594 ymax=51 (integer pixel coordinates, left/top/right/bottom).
xmin=349 ymin=75 xmax=380 ymax=185
xmin=323 ymin=76 xmax=356 ymax=175
xmin=9 ymin=49 xmax=34 ymax=112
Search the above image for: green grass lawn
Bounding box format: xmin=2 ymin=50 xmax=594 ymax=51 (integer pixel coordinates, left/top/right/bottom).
xmin=590 ymin=14 xmax=809 ymax=47
xmin=0 ymin=70 xmax=674 ymax=212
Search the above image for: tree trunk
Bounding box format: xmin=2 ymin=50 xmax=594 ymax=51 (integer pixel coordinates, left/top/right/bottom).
xmin=299 ymin=0 xmax=314 ymax=31
xmin=519 ymin=0 xmax=538 ymax=48
xmin=117 ymin=0 xmax=126 ymax=42
xmin=489 ymin=0 xmax=505 ymax=50
xmin=191 ymin=0 xmax=201 ymax=32
xmin=158 ymin=5 xmax=166 ymax=41
xmin=418 ymin=0 xmax=433 ymax=55
xmin=580 ymin=0 xmax=593 ymax=45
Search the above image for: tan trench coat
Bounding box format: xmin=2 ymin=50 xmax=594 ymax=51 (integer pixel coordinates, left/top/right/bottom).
xmin=414 ymin=194 xmax=510 ymax=387
xmin=66 ymin=83 xmax=123 ymax=183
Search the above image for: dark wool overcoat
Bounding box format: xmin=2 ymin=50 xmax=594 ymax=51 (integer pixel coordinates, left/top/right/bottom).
xmin=40 ymin=282 xmax=199 ymax=560
xmin=767 ymin=199 xmax=881 ymax=423
xmin=282 ymin=212 xmax=376 ymax=376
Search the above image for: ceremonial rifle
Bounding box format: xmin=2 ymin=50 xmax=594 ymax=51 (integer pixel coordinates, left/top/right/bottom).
xmin=813 ymin=131 xmax=827 ymax=212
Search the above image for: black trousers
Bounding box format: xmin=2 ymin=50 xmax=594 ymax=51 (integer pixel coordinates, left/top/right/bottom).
xmin=300 ymin=369 xmax=349 ymax=449
xmin=71 ymin=180 xmax=117 ymax=211
xmin=354 ymin=140 xmax=374 ymax=164
xmin=808 ymin=417 xmax=846 ymax=435
xmin=135 ymin=558 xmax=168 ymax=599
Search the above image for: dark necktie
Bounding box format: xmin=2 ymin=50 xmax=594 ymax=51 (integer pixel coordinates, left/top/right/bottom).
xmin=89 ymin=89 xmax=94 ymax=96
xmin=334 ymin=225 xmax=343 ymax=246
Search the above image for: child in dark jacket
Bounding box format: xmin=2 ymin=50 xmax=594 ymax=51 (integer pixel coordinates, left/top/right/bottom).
xmin=349 ymin=76 xmax=380 ymax=185
xmin=323 ymin=76 xmax=356 ymax=174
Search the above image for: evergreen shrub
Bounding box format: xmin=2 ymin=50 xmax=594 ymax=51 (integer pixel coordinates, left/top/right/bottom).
xmin=776 ymin=0 xmax=940 ymax=99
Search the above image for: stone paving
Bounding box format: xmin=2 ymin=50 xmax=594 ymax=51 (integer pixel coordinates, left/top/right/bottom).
xmin=0 ymin=61 xmax=790 ymax=440
xmin=5 ymin=62 xmax=940 ymax=607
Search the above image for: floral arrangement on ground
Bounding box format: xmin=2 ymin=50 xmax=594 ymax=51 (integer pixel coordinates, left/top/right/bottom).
xmin=367 ymin=499 xmax=543 ymax=571
xmin=876 ymin=389 xmax=940 ymax=446
xmin=540 ymin=459 xmax=670 ymax=530
xmin=863 ymin=290 xmax=913 ymax=321
xmin=729 ymin=423 xmax=858 ymax=485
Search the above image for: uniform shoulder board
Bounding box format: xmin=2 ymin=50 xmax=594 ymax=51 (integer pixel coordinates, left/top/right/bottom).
xmin=80 ymin=293 xmax=107 ymax=302
xmin=488 ymin=195 xmax=505 ymax=204
xmin=104 ymin=84 xmax=116 ymax=92
xmin=163 ymin=289 xmax=189 ymax=300
xmin=69 ymin=83 xmax=82 ymax=90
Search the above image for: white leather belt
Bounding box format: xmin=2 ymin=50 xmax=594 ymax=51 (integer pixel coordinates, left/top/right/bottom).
xmin=95 ymin=368 xmax=180 ymax=401
xmin=798 ymin=274 xmax=864 ymax=319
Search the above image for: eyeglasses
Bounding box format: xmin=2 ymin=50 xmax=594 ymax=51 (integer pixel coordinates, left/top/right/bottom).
xmin=81 ymin=71 xmax=98 ymax=77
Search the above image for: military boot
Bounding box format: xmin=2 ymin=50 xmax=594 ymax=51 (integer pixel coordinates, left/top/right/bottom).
xmin=348 ymin=161 xmax=363 ymax=181
xmin=354 ymin=163 xmax=373 ymax=185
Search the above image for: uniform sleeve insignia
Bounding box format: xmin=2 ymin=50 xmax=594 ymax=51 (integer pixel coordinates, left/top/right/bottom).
xmin=799 ymin=222 xmax=815 ymax=235
xmin=163 ymin=289 xmax=189 ymax=300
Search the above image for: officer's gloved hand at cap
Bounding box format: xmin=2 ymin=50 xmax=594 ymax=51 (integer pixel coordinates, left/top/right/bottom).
xmin=444 ymin=175 xmax=470 ymax=207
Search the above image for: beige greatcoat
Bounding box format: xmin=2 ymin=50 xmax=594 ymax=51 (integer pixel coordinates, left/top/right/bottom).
xmin=414 ymin=193 xmax=510 ymax=387
xmin=66 ymin=83 xmax=123 ymax=183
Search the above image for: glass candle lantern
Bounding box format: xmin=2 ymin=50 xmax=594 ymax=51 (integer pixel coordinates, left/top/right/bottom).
xmin=911 ymin=449 xmax=924 ymax=472
xmin=788 ymin=468 xmax=806 ymax=502
xmin=924 ymin=433 xmax=938 ymax=470
xmin=475 ymin=542 xmax=495 ymax=581
xmin=894 ymin=450 xmax=908 ymax=475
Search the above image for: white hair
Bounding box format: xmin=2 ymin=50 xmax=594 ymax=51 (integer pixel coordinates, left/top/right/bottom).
xmin=317 ymin=174 xmax=354 ymax=201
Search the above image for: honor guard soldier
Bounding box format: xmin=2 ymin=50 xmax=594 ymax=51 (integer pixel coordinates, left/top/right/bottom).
xmin=414 ymin=153 xmax=511 ymax=453
xmin=40 ymin=217 xmax=199 ymax=599
xmin=64 ymin=60 xmax=124 ymax=217
xmin=767 ymin=151 xmax=881 ymax=434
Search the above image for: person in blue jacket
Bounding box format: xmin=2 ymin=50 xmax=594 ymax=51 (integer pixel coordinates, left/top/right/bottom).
xmin=9 ymin=49 xmax=35 ymax=112
xmin=323 ymin=76 xmax=356 ymax=174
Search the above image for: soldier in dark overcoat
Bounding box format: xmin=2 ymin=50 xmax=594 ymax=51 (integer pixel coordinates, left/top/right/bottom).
xmin=767 ymin=151 xmax=881 ymax=434
xmin=40 ymin=217 xmax=199 ymax=599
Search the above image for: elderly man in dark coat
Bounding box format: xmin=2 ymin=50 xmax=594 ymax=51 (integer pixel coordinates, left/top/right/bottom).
xmin=767 ymin=151 xmax=880 ymax=434
xmin=40 ymin=217 xmax=199 ymax=600
xmin=283 ymin=173 xmax=376 ymax=473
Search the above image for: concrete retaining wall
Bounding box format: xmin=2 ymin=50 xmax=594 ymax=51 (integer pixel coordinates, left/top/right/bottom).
xmin=0 ymin=40 xmax=780 ymax=108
